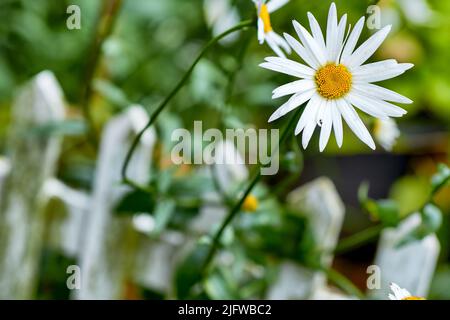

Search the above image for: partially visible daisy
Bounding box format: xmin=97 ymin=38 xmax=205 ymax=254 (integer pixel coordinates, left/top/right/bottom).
xmin=204 ymin=0 xmax=241 ymax=44
xmin=260 ymin=2 xmax=413 ymax=151
xmin=389 ymin=283 xmax=425 ymax=300
xmin=254 ymin=0 xmax=291 ymax=58
xmin=373 ymin=118 xmax=400 ymax=151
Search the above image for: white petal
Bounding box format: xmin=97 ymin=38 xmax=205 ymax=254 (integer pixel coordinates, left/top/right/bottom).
xmin=261 ymin=56 xmax=315 ymax=78
xmin=307 ymin=12 xmax=326 ymax=54
xmin=331 ymin=101 xmax=343 ymax=147
xmin=301 ymin=96 xmax=325 ymax=148
xmin=319 ymin=104 xmax=333 ymax=151
xmin=257 ymin=18 xmax=265 ymax=44
xmin=268 ymin=89 xmax=315 ymax=122
xmin=272 ymin=79 xmax=315 ymax=99
xmin=267 ymin=0 xmax=289 ymax=13
xmin=266 ymin=33 xmax=286 ymax=58
xmin=295 ymin=93 xmax=321 ymax=135
xmin=353 ymin=63 xmax=414 ymax=82
xmin=351 ymin=59 xmax=397 ymax=75
xmin=326 ymin=2 xmax=338 ymax=61
xmin=351 ymin=92 xmax=407 ymax=117
xmin=353 ymin=83 xmax=412 ymax=104
xmin=340 ymin=17 xmax=365 ymax=63
xmin=284 ymin=33 xmax=320 ymax=69
xmin=269 ymin=31 xmax=292 ymax=55
xmin=332 ymin=14 xmax=347 ymax=62
xmin=337 ymin=99 xmax=376 ymax=150
xmin=346 ymin=93 xmax=390 ymax=119
xmin=293 ymin=20 xmax=327 ymax=66
xmin=346 ymin=25 xmax=392 ymax=68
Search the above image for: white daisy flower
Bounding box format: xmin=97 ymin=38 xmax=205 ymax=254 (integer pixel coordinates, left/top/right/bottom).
xmin=260 ymin=2 xmax=414 ymax=151
xmin=373 ymin=118 xmax=400 ymax=151
xmin=389 ymin=283 xmax=425 ymax=300
xmin=204 ymin=0 xmax=241 ymax=44
xmin=253 ymin=0 xmax=291 ymax=58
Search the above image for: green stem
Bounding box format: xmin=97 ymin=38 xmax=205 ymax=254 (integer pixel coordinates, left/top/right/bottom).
xmin=323 ymin=267 xmax=365 ymax=299
xmin=82 ymin=0 xmax=123 ymax=147
xmin=121 ymin=19 xmax=255 ymax=187
xmin=335 ymin=224 xmax=384 ymax=254
xmin=335 ymin=202 xmax=429 ymax=255
xmin=201 ymin=105 xmax=305 ymax=274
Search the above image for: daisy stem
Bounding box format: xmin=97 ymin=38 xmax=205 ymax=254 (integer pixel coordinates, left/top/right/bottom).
xmin=121 ymin=19 xmax=255 ymax=188
xmin=335 ymin=224 xmax=384 ymax=254
xmin=82 ymin=0 xmax=123 ymax=147
xmin=322 ymin=267 xmax=365 ymax=299
xmin=201 ymin=105 xmax=305 ymax=275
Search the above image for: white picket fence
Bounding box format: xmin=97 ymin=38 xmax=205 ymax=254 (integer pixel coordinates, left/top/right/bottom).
xmin=0 ymin=72 xmax=440 ymax=299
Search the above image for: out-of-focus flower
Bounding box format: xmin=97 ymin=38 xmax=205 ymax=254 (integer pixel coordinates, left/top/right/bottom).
xmin=253 ymin=0 xmax=291 ymax=58
xmin=373 ymin=118 xmax=400 ymax=151
xmin=381 ymin=0 xmax=436 ymax=28
xmin=389 ymin=283 xmax=425 ymax=300
xmin=260 ymin=3 xmax=413 ymax=151
xmin=242 ymin=194 xmax=259 ymax=212
xmin=204 ymin=0 xmax=240 ymax=44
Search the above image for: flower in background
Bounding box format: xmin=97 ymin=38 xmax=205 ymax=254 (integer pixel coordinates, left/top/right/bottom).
xmin=242 ymin=194 xmax=259 ymax=212
xmin=253 ymin=0 xmax=291 ymax=58
xmin=204 ymin=0 xmax=241 ymax=45
xmin=373 ymin=118 xmax=400 ymax=151
xmin=389 ymin=283 xmax=425 ymax=300
xmin=381 ymin=0 xmax=436 ymax=30
xmin=260 ymin=2 xmax=413 ymax=151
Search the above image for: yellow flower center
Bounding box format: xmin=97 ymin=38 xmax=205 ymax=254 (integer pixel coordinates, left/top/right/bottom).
xmin=259 ymin=4 xmax=272 ymax=33
xmin=315 ymin=63 xmax=352 ymax=100
xmin=242 ymin=194 xmax=259 ymax=212
xmin=402 ymin=296 xmax=426 ymax=300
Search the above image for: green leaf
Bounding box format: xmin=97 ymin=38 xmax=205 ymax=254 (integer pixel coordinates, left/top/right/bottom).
xmin=375 ymin=199 xmax=401 ymax=227
xmin=358 ymin=181 xmax=370 ymax=205
xmin=115 ymin=190 xmax=155 ymax=215
xmin=204 ymin=268 xmax=238 ymax=299
xmin=421 ymin=203 xmax=443 ymax=233
xmin=32 ymin=120 xmax=87 ymax=137
xmin=153 ymin=199 xmax=176 ymax=234
xmin=431 ymin=163 xmax=450 ymax=196
xmin=358 ymin=182 xmax=400 ymax=227
xmin=174 ymin=239 xmax=211 ymax=299
xmin=93 ymin=79 xmax=131 ymax=109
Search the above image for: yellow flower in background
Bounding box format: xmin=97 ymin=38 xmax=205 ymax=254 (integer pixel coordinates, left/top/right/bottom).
xmin=242 ymin=194 xmax=259 ymax=212
xmin=260 ymin=2 xmax=413 ymax=151
xmin=253 ymin=0 xmax=291 ymax=58
xmin=389 ymin=283 xmax=425 ymax=300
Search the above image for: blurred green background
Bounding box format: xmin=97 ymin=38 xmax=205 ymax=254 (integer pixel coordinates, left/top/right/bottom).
xmin=0 ymin=0 xmax=448 ymax=299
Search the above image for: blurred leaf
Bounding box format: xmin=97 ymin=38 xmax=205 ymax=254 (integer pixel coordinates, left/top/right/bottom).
xmin=358 ymin=182 xmax=400 ymax=227
xmin=115 ymin=190 xmax=155 ymax=215
xmin=204 ymin=268 xmax=238 ymax=299
xmin=429 ymin=265 xmax=450 ymax=300
xmin=396 ymin=204 xmax=443 ymax=247
xmin=175 ymin=239 xmax=211 ymax=299
xmin=431 ymin=163 xmax=450 ymax=196
xmin=390 ymin=175 xmax=430 ymax=217
xmin=153 ymin=199 xmax=176 ymax=234
xmin=421 ymin=204 xmax=443 ymax=234
xmin=32 ymin=120 xmax=86 ymax=137
xmin=374 ymin=200 xmax=401 ymax=227
xmin=93 ymin=79 xmax=132 ymax=109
